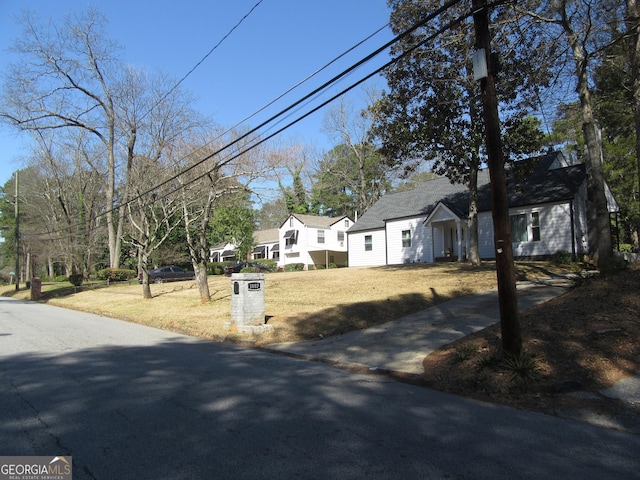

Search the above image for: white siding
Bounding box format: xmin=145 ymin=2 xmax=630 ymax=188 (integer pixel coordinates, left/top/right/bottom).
xmin=478 ymin=212 xmax=495 ymax=259
xmin=386 ymin=217 xmax=432 ymax=264
xmin=478 ymin=202 xmax=576 ymax=259
xmin=348 ymin=230 xmax=387 ymax=267
xmin=278 ymin=215 xmax=352 ymax=269
xmin=511 ymin=203 xmax=571 ymax=257
xmin=280 ymin=216 xmax=307 ymax=268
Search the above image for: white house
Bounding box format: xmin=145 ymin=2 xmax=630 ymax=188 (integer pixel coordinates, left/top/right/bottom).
xmin=252 ymin=228 xmax=280 ymax=261
xmin=209 ymin=242 xmax=237 ymax=263
xmin=347 ymin=152 xmax=619 ymax=267
xmin=209 ymin=215 xmax=352 ymax=269
xmin=279 ymin=213 xmax=352 ymax=269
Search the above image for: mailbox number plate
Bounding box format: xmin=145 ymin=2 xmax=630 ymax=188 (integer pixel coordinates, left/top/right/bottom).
xmin=248 ymin=282 xmax=261 ymax=291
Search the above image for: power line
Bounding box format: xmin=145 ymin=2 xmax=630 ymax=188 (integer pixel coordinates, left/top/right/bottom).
xmin=131 ymin=0 xmax=464 ymax=203
xmin=154 ymin=0 xmax=265 ymax=118
xmin=22 ymin=0 xmax=465 ymax=243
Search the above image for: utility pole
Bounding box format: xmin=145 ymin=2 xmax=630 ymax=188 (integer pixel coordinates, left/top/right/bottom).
xmin=14 ymin=170 xmax=20 ymax=291
xmin=472 ymin=0 xmax=522 ymax=355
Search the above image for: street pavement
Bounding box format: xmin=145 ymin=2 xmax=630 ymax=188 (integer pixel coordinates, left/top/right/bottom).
xmin=1 ymin=290 xmax=639 ymax=479
xmin=263 ymin=276 xmax=640 ymax=432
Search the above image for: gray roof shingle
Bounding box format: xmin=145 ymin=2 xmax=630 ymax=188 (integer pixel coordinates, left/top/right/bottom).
xmin=349 ymin=152 xmax=587 ymax=234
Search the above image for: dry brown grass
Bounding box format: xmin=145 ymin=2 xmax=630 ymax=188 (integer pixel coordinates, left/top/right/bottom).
xmin=420 ymin=266 xmax=640 ymax=428
xmin=1 ymin=262 xmax=566 ymax=345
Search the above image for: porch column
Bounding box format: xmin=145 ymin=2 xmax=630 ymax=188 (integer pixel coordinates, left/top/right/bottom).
xmin=430 ymin=224 xmax=435 ymax=263
xmin=456 ymin=220 xmax=463 ymax=262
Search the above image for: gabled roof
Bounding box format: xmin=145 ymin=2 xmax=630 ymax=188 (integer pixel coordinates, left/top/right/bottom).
xmin=254 ymin=228 xmax=279 ymax=244
xmin=348 ymin=152 xmax=588 ymax=234
xmin=347 ymin=175 xmax=475 ymax=233
xmin=281 ymin=213 xmax=352 ymax=229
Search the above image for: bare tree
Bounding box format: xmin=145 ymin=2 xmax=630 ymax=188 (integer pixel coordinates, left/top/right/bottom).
xmin=519 ymin=0 xmax=614 ymax=267
xmin=0 ymin=9 xmax=200 ymax=271
xmin=266 ymin=140 xmax=314 ymax=214
xmin=0 ymin=9 xmax=128 ymax=267
xmin=125 ymin=157 xmax=183 ymax=299
xmin=26 ymin=130 xmax=107 ymax=276
xmin=177 ymin=129 xmax=269 ymax=303
xmin=321 ymin=92 xmax=392 ymax=217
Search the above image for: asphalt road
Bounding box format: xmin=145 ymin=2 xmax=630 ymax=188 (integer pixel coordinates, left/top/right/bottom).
xmin=1 ymin=296 xmax=639 ymax=479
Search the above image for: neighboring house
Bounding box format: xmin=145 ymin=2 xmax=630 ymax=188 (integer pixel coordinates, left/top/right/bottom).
xmin=279 ymin=213 xmax=352 ymax=269
xmin=252 ymin=228 xmax=280 ymax=261
xmin=209 ymin=215 xmax=352 ymax=269
xmin=209 ymin=242 xmax=236 ymax=263
xmin=347 ymin=152 xmax=619 ymax=267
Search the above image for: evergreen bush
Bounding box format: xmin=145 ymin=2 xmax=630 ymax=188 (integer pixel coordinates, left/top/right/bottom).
xmin=96 ymin=268 xmax=137 ymax=282
xmin=68 ymin=274 xmax=84 ymax=287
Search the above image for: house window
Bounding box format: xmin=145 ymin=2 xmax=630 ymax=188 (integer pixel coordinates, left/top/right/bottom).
xmin=364 ymin=235 xmax=373 ymax=251
xmin=317 ymin=229 xmax=325 ymax=244
xmin=510 ymin=212 xmax=541 ymax=242
xmin=510 ymin=214 xmax=528 ymax=242
xmin=345 ymin=219 xmax=350 ymax=228
xmin=531 ymin=211 xmax=540 ymax=241
xmin=289 ymin=217 xmax=294 ymax=227
xmin=402 ymin=230 xmax=411 ymax=247
xmin=284 ymin=230 xmax=297 ymax=246
xmin=337 ymin=231 xmax=345 ymax=242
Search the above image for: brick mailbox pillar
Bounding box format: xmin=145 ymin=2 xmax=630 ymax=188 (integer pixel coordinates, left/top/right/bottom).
xmin=30 ymin=277 xmax=42 ymax=300
xmin=231 ymin=273 xmax=266 ymax=328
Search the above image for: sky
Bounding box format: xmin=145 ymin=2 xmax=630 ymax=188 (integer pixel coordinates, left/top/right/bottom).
xmin=0 ymin=0 xmax=394 ymax=191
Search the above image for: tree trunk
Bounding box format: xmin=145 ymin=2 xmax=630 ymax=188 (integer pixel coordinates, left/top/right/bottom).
xmin=560 ymin=3 xmax=612 ymax=268
xmin=467 ymin=162 xmax=481 ymax=266
xmin=106 ymin=120 xmax=120 ymax=269
xmin=195 ymin=262 xmax=210 ymax=304
xmin=628 ymin=0 xmax=640 ymax=247
xmin=183 ymin=199 xmax=212 ymax=303
xmin=140 ymin=248 xmax=152 ymax=300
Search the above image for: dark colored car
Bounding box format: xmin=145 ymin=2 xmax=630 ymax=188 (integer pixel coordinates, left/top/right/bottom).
xmin=140 ymin=266 xmax=196 ymax=284
xmin=224 ymin=262 xmax=272 ymax=275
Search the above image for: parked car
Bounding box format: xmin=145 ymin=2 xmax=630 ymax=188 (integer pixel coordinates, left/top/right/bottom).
xmin=224 ymin=262 xmax=272 ymax=275
xmin=139 ymin=266 xmax=196 ymax=284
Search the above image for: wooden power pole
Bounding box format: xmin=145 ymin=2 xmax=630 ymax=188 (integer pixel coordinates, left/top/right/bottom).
xmin=14 ymin=170 xmax=20 ymax=291
xmin=472 ymin=0 xmax=522 ymax=355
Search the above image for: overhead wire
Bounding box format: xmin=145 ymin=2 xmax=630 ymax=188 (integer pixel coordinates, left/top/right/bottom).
xmin=153 ymin=5 xmax=476 ymax=209
xmin=22 ymin=0 xmax=465 ymax=243
xmin=124 ymin=0 xmax=464 ymax=205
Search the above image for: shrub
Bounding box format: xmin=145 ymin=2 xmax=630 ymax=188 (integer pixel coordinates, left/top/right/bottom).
xmin=284 ymin=263 xmax=305 ymax=272
xmin=96 ymin=268 xmax=137 ymax=282
xmin=208 ymin=262 xmax=225 ymax=275
xmin=501 ymin=351 xmax=543 ymax=385
xmin=551 ymin=250 xmax=573 ymax=265
xmin=240 ymin=266 xmax=263 ymax=273
xmin=255 ymin=259 xmax=277 ymax=271
xmin=68 ymin=274 xmax=84 ymax=287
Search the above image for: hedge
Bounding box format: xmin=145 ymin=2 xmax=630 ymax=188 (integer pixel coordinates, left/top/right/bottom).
xmin=96 ymin=268 xmax=138 ymax=282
